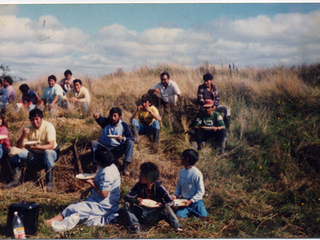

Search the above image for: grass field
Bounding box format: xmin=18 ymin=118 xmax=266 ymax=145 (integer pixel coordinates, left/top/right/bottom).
xmin=0 ymin=62 xmax=320 ymax=238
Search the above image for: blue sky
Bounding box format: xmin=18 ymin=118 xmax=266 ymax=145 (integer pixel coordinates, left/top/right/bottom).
xmin=16 ymin=4 xmax=320 ymax=35
xmin=1 ymin=3 xmax=320 ymax=81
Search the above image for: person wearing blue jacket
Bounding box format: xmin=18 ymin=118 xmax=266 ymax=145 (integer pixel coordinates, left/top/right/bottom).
xmin=91 ymin=107 xmax=134 ymax=176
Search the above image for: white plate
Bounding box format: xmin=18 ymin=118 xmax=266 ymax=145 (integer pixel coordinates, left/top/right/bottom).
xmin=141 ymin=199 xmax=159 ymax=208
xmin=174 ymin=199 xmax=188 ymax=207
xmin=75 ymin=173 xmax=96 ymax=180
xmin=0 ymin=135 xmax=7 ymax=140
xmin=23 ymin=140 xmax=40 ymax=145
xmin=107 ymin=135 xmax=120 ymax=138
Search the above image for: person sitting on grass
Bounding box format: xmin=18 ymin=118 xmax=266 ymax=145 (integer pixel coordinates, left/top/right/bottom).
xmin=0 ymin=113 xmax=11 ymax=172
xmin=91 ymin=107 xmax=134 ymax=176
xmin=197 ymin=72 xmax=231 ymax=130
xmin=2 ymin=108 xmax=60 ymax=192
xmin=172 ymin=149 xmax=208 ymax=219
xmin=38 ymin=75 xmax=64 ymax=111
xmin=59 ymin=69 xmax=75 ymax=95
xmin=124 ymin=162 xmax=183 ymax=234
xmin=45 ymin=149 xmax=121 ymax=229
xmin=130 ymin=94 xmax=161 ymax=146
xmin=3 ymin=76 xmax=16 ymax=104
xmin=191 ymin=99 xmax=226 ymax=154
xmin=63 ymin=79 xmax=90 ymax=111
xmin=0 ymin=79 xmax=9 ymax=112
xmin=17 ymin=84 xmax=40 ymax=112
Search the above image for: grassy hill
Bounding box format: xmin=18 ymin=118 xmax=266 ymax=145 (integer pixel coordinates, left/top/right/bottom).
xmin=0 ymin=63 xmax=320 ymax=238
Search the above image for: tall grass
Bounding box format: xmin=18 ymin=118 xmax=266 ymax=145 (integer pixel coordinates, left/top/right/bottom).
xmin=1 ymin=62 xmax=320 ymax=238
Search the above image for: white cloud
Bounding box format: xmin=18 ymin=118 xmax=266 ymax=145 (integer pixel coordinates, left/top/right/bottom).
xmin=2 ymin=10 xmax=320 ymax=81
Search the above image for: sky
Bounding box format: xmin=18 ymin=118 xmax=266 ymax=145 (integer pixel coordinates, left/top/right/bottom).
xmin=1 ymin=3 xmax=320 ymax=81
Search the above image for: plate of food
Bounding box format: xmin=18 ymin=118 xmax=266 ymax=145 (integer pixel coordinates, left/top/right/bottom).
xmin=141 ymin=199 xmax=159 ymax=208
xmin=76 ymin=173 xmax=96 ymax=180
xmin=174 ymin=199 xmax=188 ymax=207
xmin=0 ymin=135 xmax=7 ymax=140
xmin=23 ymin=140 xmax=40 ymax=145
xmin=107 ymin=135 xmax=120 ymax=138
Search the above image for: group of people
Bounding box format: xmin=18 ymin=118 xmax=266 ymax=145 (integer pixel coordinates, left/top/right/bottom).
xmin=44 ymin=148 xmax=208 ymax=234
xmin=0 ymin=69 xmax=231 ymax=233
xmin=10 ymin=69 xmax=90 ymax=113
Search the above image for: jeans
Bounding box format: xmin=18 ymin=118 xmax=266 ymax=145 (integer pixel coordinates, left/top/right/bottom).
xmin=131 ymin=119 xmax=160 ymax=135
xmin=0 ymin=144 xmax=9 ymax=163
xmin=124 ymin=201 xmax=182 ymax=230
xmin=175 ymin=200 xmax=208 ymax=218
xmin=10 ymin=148 xmax=58 ymax=169
xmin=91 ymin=140 xmax=134 ymax=164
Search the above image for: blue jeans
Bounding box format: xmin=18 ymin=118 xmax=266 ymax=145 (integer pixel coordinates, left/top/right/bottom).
xmin=91 ymin=140 xmax=134 ymax=164
xmin=10 ymin=149 xmax=58 ymax=169
xmin=131 ymin=119 xmax=160 ymax=135
xmin=0 ymin=144 xmax=9 ymax=163
xmin=175 ymin=200 xmax=208 ymax=218
xmin=124 ymin=202 xmax=182 ymax=230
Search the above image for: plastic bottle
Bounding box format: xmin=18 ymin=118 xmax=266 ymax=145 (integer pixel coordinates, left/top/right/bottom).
xmin=13 ymin=211 xmax=26 ymax=239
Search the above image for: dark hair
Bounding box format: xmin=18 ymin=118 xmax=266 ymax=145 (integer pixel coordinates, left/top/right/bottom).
xmin=182 ymin=149 xmax=199 ymax=165
xmin=95 ymin=149 xmax=114 ymax=168
xmin=73 ymin=79 xmax=82 ymax=85
xmin=3 ymin=76 xmax=13 ymax=85
xmin=203 ymin=73 xmax=213 ymax=81
xmin=140 ymin=162 xmax=159 ymax=183
xmin=29 ymin=108 xmax=43 ymax=119
xmin=19 ymin=84 xmax=30 ymax=94
xmin=141 ymin=94 xmax=153 ymax=105
xmin=0 ymin=113 xmax=8 ymax=128
xmin=48 ymin=75 xmax=57 ymax=82
xmin=160 ymin=72 xmax=170 ymax=79
xmin=64 ymin=69 xmax=72 ymax=78
xmin=109 ymin=107 xmax=122 ymax=117
xmin=0 ymin=79 xmax=3 ymax=87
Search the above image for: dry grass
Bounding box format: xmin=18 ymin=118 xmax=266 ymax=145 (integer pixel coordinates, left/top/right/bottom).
xmin=1 ymin=62 xmax=320 ymax=238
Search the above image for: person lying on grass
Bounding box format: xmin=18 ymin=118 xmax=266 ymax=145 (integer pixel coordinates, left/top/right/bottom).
xmin=124 ymin=161 xmax=183 ymax=234
xmin=45 ymin=149 xmax=121 ymax=229
xmin=171 ymin=149 xmax=209 ymax=218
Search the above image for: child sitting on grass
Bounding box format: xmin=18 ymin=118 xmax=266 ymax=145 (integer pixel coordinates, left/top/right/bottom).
xmin=172 ymin=149 xmax=208 ymax=218
xmin=44 ymin=149 xmax=121 ymax=230
xmin=124 ymin=161 xmax=183 ymax=234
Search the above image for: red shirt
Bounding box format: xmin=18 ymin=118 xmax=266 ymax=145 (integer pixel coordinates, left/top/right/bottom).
xmin=0 ymin=125 xmax=11 ymax=149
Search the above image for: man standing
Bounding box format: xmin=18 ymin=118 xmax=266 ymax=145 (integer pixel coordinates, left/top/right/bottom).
xmin=92 ymin=107 xmax=134 ymax=176
xmin=3 ymin=108 xmax=60 ymax=191
xmin=197 ymin=73 xmax=231 ymax=130
xmin=191 ymin=99 xmax=226 ymax=154
xmin=130 ymin=94 xmax=161 ymax=146
xmin=0 ymin=79 xmax=9 ymax=111
xmin=3 ymin=76 xmax=16 ymax=103
xmin=38 ymin=75 xmax=64 ymax=110
xmin=148 ymin=72 xmax=182 ymax=109
xmin=63 ymin=79 xmax=90 ymax=111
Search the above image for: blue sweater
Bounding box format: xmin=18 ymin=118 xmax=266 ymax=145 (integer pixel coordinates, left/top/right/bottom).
xmin=96 ymin=115 xmax=133 ymax=147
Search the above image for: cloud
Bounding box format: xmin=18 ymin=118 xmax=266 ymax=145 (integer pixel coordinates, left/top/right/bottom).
xmin=1 ymin=10 xmax=320 ymax=81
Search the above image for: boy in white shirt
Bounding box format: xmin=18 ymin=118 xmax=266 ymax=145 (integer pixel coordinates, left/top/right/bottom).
xmin=172 ymin=149 xmax=208 ymax=218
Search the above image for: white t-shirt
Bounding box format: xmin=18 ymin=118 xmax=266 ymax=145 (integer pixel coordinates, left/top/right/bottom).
xmin=150 ymin=80 xmax=181 ymax=104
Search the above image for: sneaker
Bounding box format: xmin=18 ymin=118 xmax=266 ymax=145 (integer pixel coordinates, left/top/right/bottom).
xmin=132 ymin=225 xmax=141 ymax=234
xmin=176 ymin=227 xmax=183 ymax=232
